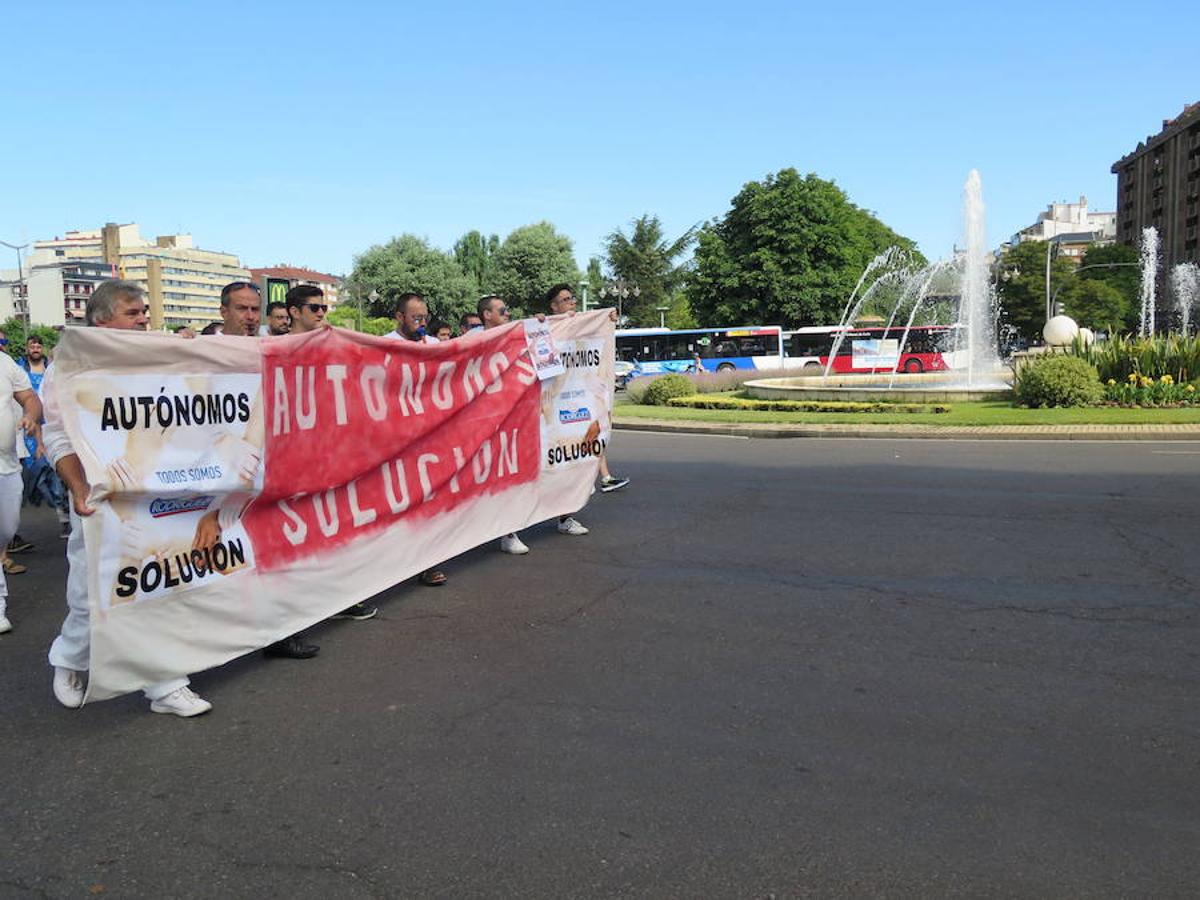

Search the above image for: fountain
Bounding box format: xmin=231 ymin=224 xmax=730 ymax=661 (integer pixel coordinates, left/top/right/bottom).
xmin=1139 ymin=226 xmax=1159 ymax=336
xmin=1170 ymin=262 xmax=1199 ymax=335
xmin=745 ymin=170 xmax=1012 ymax=404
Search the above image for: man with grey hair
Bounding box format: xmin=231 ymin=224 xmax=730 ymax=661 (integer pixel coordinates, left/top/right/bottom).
xmin=44 ymin=280 xmax=212 ymax=716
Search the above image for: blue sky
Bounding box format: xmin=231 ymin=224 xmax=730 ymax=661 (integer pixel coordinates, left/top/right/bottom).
xmin=0 ymin=1 xmax=1193 ymax=278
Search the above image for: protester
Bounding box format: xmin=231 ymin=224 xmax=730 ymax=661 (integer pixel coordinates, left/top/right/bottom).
xmin=173 ymin=325 xmax=197 ymax=339
xmin=219 ymin=281 xmax=262 ymax=337
xmin=545 ymin=284 xmax=629 ymax=493
xmin=265 ymin=300 xmax=291 ymax=336
xmin=385 ymin=292 xmax=439 ymax=345
xmin=459 ymin=311 xmax=482 ymax=334
xmin=283 ymin=285 xmax=375 ymax=625
xmin=0 ymin=348 xmax=42 ymax=633
xmin=384 ymin=293 xmax=447 ymax=586
xmin=432 ymin=320 xmax=452 ymax=341
xmin=477 ymin=294 xmax=588 ymax=555
xmin=199 ymin=322 xmax=221 ymax=335
xmin=18 ymin=336 xmax=71 ymax=541
xmin=44 ymin=280 xmax=212 ymax=715
xmin=286 ymin=285 xmax=329 ymax=333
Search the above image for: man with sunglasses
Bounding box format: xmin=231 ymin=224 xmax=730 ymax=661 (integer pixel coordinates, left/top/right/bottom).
xmin=283 ymin=285 xmax=377 ymax=625
xmin=386 ymin=292 xmax=439 ymax=345
xmin=546 ymin=284 xmax=629 ymax=494
xmin=285 ymin=285 xmax=329 ymax=333
xmin=476 ymin=295 xmax=590 ymax=555
xmin=218 ymin=281 xmax=262 ymax=337
xmin=384 ymin=292 xmax=448 ymax=586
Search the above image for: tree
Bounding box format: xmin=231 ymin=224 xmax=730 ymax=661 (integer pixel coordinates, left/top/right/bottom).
xmin=602 ymin=215 xmax=697 ymax=326
xmin=585 ymin=257 xmax=605 ymax=307
xmin=453 ymin=230 xmax=500 ymax=293
xmin=491 ymin=222 xmax=580 ymax=314
xmin=325 ymin=304 xmax=394 ymax=336
xmin=1060 ymin=279 xmax=1130 ymax=330
xmin=348 ymin=234 xmax=477 ymax=325
xmin=687 ymin=169 xmax=923 ymax=328
xmin=1077 ymin=243 xmax=1140 ymax=332
xmin=993 ymin=240 xmax=1077 ymax=343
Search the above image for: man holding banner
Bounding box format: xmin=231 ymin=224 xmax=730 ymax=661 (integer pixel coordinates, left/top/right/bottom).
xmin=43 ymin=280 xmax=615 ymax=707
xmin=46 ymin=280 xmax=213 ymax=716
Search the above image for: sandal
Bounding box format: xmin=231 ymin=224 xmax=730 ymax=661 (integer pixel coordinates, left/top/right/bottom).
xmin=419 ymin=568 xmax=446 ymax=587
xmin=3 ymin=557 xmax=27 ymax=575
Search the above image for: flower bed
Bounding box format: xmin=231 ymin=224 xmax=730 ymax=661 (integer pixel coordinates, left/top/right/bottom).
xmin=666 ymin=396 xmax=951 ymax=414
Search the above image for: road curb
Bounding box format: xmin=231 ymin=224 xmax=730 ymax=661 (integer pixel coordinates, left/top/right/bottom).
xmin=614 ymin=419 xmax=1200 ymax=441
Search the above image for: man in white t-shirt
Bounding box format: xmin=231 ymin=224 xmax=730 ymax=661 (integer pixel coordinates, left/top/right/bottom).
xmin=0 ymin=353 xmax=42 ymax=633
xmin=45 ymin=280 xmax=211 ymax=715
xmin=383 ymin=292 xmax=446 ymax=586
xmin=384 ymin=292 xmax=440 ymax=345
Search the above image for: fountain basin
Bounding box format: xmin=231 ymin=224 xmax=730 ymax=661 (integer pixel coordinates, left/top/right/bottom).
xmin=745 ymin=371 xmax=1012 ymax=404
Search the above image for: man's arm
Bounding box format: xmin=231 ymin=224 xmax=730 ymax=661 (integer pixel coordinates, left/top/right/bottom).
xmin=41 ymin=364 xmax=95 ymax=516
xmin=56 ymin=452 xmax=95 ymax=517
xmin=13 ymin=387 xmax=43 ymax=457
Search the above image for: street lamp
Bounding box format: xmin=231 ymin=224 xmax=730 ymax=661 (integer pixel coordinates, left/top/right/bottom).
xmin=0 ymin=240 xmax=29 ymax=329
xmin=365 ymin=289 xmax=379 ymax=332
xmin=599 ymin=277 xmax=639 ymax=325
xmin=655 ymin=305 xmax=669 ymax=328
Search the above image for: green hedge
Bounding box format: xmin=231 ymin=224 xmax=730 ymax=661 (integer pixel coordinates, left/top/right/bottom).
xmin=666 ymin=396 xmax=951 ymax=414
xmin=640 ymin=374 xmax=697 ymax=406
xmin=1014 ymin=354 xmax=1103 ymax=408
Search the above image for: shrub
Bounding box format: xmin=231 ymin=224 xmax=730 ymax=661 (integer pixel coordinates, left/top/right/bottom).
xmin=689 ymin=369 xmax=765 ymax=394
xmin=666 ymin=397 xmax=950 ymax=414
xmin=1014 ymin=354 xmax=1103 ymax=407
xmin=639 ymin=373 xmax=697 ymax=406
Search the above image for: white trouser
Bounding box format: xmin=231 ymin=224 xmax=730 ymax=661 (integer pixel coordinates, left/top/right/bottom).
xmin=48 ymin=508 xmax=188 ymax=701
xmin=0 ymin=470 xmax=21 ymax=616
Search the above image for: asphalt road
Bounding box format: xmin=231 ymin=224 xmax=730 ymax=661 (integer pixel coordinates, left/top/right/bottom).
xmin=2 ymin=434 xmax=1199 ymax=898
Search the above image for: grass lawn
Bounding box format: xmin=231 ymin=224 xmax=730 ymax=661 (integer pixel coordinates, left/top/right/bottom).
xmin=613 ymin=394 xmax=1200 ymax=426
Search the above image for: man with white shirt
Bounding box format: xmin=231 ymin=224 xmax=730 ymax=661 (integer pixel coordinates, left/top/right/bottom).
xmin=44 ymin=279 xmax=212 ymax=716
xmin=0 ymin=354 xmax=43 ymax=633
xmin=385 ymin=292 xmax=439 ymax=344
xmin=475 ymin=294 xmax=590 ymax=556
xmin=384 ymin=292 xmax=447 ymax=586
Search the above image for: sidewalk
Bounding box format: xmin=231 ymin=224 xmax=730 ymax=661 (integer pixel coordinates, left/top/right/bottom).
xmin=615 ymin=418 xmax=1200 ymax=441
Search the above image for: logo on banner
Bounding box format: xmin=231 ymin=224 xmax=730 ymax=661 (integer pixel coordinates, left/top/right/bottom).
xmin=149 ymin=496 xmax=216 ymax=518
xmin=558 ymin=406 xmax=592 ymax=424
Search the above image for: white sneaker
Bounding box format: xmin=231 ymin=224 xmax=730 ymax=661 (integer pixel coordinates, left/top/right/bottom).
xmin=150 ymin=686 xmax=212 ymax=717
xmin=557 ymin=517 xmax=589 ymax=536
xmin=53 ymin=666 xmax=85 ymax=708
xmin=0 ymin=613 xmax=11 ymax=634
xmin=499 ymin=533 xmax=529 ymax=555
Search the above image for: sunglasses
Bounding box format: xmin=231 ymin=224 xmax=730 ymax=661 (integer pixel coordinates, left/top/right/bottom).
xmin=497 ymin=307 xmax=510 ymax=316
xmin=306 ymin=303 xmax=329 ymax=313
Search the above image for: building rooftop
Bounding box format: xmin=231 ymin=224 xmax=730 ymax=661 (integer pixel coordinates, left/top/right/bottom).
xmin=1048 ymin=231 xmax=1101 ymax=244
xmin=1112 ymin=100 xmax=1200 ymax=170
xmin=250 ymin=265 xmax=341 ymax=284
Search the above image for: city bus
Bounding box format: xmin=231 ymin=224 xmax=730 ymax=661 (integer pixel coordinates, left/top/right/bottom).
xmin=783 ymin=325 xmax=964 ymax=374
xmin=615 ymin=326 xmax=785 ymax=376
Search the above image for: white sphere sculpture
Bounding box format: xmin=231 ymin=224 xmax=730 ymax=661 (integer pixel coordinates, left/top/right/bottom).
xmin=1078 ymin=327 xmax=1095 ymax=346
xmin=1043 ymin=315 xmax=1080 ymax=346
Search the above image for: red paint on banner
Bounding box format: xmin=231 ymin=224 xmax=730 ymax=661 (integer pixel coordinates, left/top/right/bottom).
xmin=243 ymin=327 xmax=540 ymax=571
